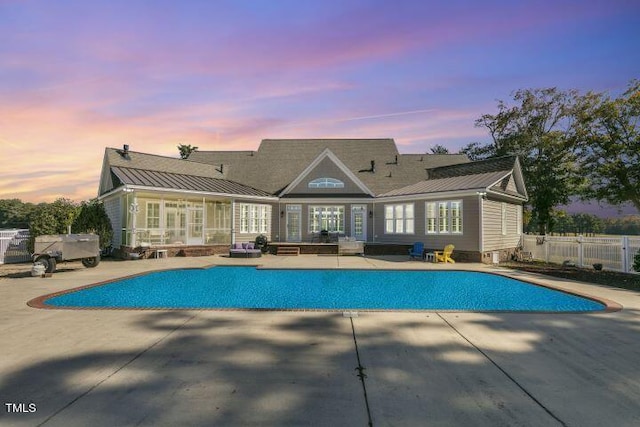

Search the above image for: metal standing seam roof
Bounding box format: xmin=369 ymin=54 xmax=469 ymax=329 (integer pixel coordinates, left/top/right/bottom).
xmin=378 ymin=171 xmax=511 ymax=197
xmin=111 ymin=166 xmax=274 ymax=197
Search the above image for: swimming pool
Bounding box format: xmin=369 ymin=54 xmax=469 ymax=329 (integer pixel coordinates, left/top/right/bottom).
xmin=37 ymin=267 xmax=606 ymax=312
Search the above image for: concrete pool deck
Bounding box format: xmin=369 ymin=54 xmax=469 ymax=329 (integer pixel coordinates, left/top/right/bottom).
xmin=1 ymin=255 xmax=639 ymax=426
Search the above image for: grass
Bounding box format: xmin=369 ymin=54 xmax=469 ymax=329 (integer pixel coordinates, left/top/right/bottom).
xmin=503 ymin=261 xmax=640 ymax=292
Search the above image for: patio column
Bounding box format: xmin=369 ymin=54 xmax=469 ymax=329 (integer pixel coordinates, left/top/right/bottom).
xmin=128 ymin=192 xmax=139 ymax=247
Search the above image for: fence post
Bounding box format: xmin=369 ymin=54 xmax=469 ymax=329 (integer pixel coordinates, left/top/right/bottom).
xmin=577 ymin=235 xmax=584 ymax=267
xmin=622 ymin=236 xmax=629 ymax=273
xmin=544 ymin=237 xmax=549 ymax=263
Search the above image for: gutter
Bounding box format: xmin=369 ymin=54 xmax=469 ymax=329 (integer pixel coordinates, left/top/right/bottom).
xmin=98 ymin=185 xmax=278 ymax=202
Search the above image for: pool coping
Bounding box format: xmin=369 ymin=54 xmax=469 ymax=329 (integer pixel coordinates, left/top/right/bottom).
xmin=26 ymin=265 xmax=623 ymax=314
xmin=27 ymin=265 xmax=622 ymax=314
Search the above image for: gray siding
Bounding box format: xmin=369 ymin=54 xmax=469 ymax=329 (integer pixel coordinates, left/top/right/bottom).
xmin=287 ymin=157 xmax=368 ymax=196
xmin=482 ymin=200 xmax=522 ymax=251
xmin=372 ymin=196 xmax=481 ymax=252
xmin=103 ymin=195 xmax=122 ymax=248
xmin=271 ymin=202 xmax=374 ymax=242
xmin=232 ymin=200 xmax=273 ymax=243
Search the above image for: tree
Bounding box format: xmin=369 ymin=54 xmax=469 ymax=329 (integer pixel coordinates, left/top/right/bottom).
xmin=28 ymin=198 xmax=79 ymax=252
xmin=468 ymin=88 xmax=585 ymax=234
xmin=459 ymin=141 xmax=497 ymax=161
xmin=0 ymin=199 xmax=36 ymax=228
xmin=429 ymin=144 xmax=449 ymax=154
xmin=72 ymin=200 xmax=113 ymax=250
xmin=177 ymin=144 xmax=199 ymax=159
xmin=574 ymin=80 xmax=640 ymax=211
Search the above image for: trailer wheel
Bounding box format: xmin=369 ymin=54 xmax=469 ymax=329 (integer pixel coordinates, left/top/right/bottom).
xmin=81 ymin=255 xmax=100 ymax=268
xmin=36 ymin=256 xmax=56 ymax=273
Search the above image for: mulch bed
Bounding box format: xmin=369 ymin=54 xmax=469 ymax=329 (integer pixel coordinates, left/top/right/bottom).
xmin=503 ymin=261 xmax=640 ymax=292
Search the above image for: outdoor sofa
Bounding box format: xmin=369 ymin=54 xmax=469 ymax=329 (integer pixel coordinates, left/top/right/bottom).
xmin=229 ymin=242 xmax=262 ymax=258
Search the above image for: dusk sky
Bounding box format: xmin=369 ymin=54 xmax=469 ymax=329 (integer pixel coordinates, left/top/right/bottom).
xmin=1 ymin=0 xmax=639 ymax=203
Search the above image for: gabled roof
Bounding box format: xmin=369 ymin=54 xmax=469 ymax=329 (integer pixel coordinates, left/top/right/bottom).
xmin=278 ymin=148 xmax=374 ymax=197
xmin=188 ymin=139 xmax=469 ymax=195
xmin=379 ymin=171 xmax=510 ymax=197
xmin=111 ymin=166 xmax=273 ymax=197
xmin=99 ymin=147 xmax=270 ymax=198
xmin=379 ymin=156 xmax=527 ymax=200
xmin=105 ymin=147 xmax=222 ymax=178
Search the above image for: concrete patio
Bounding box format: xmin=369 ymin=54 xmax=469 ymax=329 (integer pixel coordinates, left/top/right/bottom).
xmin=1 ymin=255 xmax=639 ymax=426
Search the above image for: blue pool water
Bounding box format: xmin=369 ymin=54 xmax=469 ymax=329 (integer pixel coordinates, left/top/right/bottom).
xmin=43 ymin=267 xmax=605 ymax=312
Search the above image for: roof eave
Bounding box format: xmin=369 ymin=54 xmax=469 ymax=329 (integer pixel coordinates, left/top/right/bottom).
xmin=121 ymin=184 xmax=278 ymax=201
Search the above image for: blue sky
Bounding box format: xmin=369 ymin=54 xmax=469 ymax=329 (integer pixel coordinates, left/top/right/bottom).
xmin=0 ymin=0 xmax=638 ymax=202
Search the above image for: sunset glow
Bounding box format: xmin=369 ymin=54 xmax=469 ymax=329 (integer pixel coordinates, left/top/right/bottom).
xmin=1 ymin=0 xmax=638 ymax=202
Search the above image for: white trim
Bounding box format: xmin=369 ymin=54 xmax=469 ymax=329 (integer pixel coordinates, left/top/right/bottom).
xmin=383 ymin=202 xmax=415 ymax=235
xmin=279 ymin=197 xmax=373 ymax=204
xmin=377 ymin=189 xmax=483 ymax=202
xmin=479 ymin=193 xmax=484 ymax=252
xmin=488 ymin=171 xmax=514 ymax=189
xmin=485 ymin=188 xmax=528 ymax=202
xmin=512 ymin=157 xmax=529 ymax=200
xmin=351 ymin=204 xmax=367 ymax=241
xmin=425 ymin=200 xmax=463 ymax=235
xmin=279 ymin=148 xmax=375 ymax=197
xmin=106 ymin=185 xmax=278 ymax=202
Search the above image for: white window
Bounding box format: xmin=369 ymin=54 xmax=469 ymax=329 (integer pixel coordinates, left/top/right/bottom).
xmin=426 ymin=202 xmax=437 ymax=234
xmin=308 ymin=177 xmax=345 ymax=189
xmin=146 ymin=202 xmax=160 ymax=229
xmin=309 ymin=206 xmax=344 ymax=233
xmin=384 ymin=203 xmax=414 ymax=234
xmin=425 ymin=201 xmax=463 ymax=234
xmin=451 ymin=201 xmax=462 ymax=233
xmin=501 ymin=202 xmax=507 ymax=235
xmin=240 ymin=204 xmax=269 ymax=234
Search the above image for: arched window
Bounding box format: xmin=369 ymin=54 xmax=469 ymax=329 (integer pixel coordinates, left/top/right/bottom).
xmin=308 ymin=177 xmax=344 ymax=189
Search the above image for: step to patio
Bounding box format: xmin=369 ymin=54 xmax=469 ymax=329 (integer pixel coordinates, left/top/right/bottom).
xmin=276 ymin=246 xmax=300 ymax=256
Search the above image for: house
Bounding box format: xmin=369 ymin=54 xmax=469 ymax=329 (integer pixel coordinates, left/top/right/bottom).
xmin=97 ymin=139 xmax=527 ymax=261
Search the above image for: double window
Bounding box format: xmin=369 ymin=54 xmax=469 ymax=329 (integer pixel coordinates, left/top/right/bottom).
xmin=426 ymin=201 xmax=462 ymax=234
xmin=240 ymin=204 xmax=269 ymax=234
xmin=384 ymin=203 xmax=414 ymax=234
xmin=309 ymin=206 xmax=344 ymax=233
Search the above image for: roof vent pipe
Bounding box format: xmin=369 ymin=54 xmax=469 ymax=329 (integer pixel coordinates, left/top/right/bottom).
xmin=358 ymin=160 xmax=376 ymax=173
xmin=123 ymin=144 xmax=129 ymax=153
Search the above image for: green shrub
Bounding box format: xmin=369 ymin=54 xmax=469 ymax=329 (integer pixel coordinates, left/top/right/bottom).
xmin=634 ymin=250 xmax=640 ymax=273
xmin=72 ymin=200 xmax=113 ymax=250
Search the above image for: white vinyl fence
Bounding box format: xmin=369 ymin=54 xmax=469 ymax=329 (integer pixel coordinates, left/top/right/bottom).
xmin=0 ymin=229 xmax=31 ymax=264
xmin=521 ymin=235 xmax=640 ymax=274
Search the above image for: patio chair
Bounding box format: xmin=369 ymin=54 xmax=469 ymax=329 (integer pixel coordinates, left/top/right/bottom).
xmin=408 ymin=242 xmax=424 ymax=260
xmin=434 ymin=244 xmax=455 ymax=263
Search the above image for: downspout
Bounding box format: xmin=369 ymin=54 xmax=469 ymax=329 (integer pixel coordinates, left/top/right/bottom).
xmin=372 ymin=200 xmax=375 ymax=243
xmin=478 ymin=192 xmax=485 ymax=255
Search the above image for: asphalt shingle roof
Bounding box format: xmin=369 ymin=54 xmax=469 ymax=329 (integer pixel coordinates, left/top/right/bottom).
xmin=426 ymin=156 xmax=516 ymax=179
xmin=188 ymin=139 xmax=469 ymax=195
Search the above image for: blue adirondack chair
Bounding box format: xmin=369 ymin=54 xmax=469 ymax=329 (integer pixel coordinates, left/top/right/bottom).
xmin=408 ymin=242 xmax=424 ymax=260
